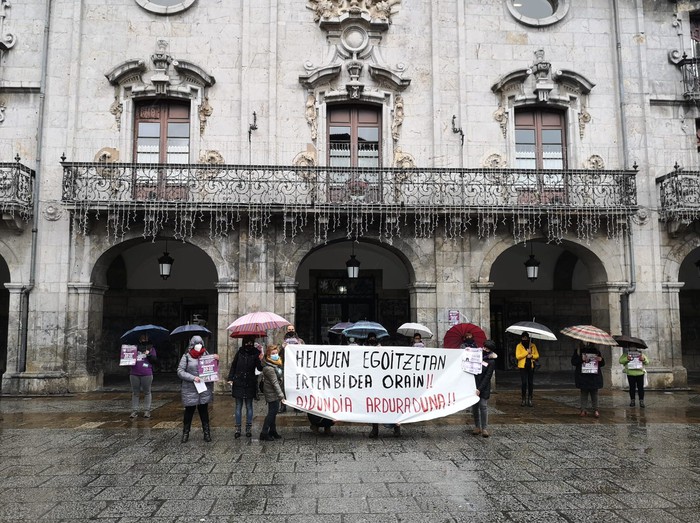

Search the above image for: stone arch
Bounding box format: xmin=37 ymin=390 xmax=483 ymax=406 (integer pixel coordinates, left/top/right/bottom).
xmin=0 ymin=239 xmax=25 ymax=283
xmin=664 ymin=233 xmax=700 ymax=283
xmin=478 ymin=235 xmax=616 ymax=285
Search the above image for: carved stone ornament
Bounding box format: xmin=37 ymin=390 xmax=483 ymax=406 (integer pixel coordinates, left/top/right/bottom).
xmin=483 ymin=153 xmax=507 ymax=168
xmin=109 ymin=97 xmax=123 ymax=130
xmin=196 ymin=150 xmax=225 ymax=180
xmin=199 ymin=96 xmax=213 ymax=135
xmin=293 ymin=148 xmax=318 ymax=182
xmin=305 ymin=94 xmax=318 ymax=142
xmin=578 ymin=107 xmax=591 ymax=139
xmin=493 ymin=105 xmax=508 ymax=138
xmin=492 ymin=48 xmax=595 ymax=107
xmin=583 ymin=154 xmax=605 ymax=170
xmin=42 ymin=201 xmax=65 ymax=222
xmin=105 ymin=38 xmax=215 ymax=106
xmin=300 ymin=1 xmax=410 ymax=98
xmin=633 ymin=207 xmax=649 ymax=226
xmin=307 ymin=0 xmax=402 ymax=26
xmin=392 ymin=147 xmax=414 ymax=169
xmin=0 ymin=0 xmax=17 ymax=53
xmin=94 ymin=147 xmax=120 ymax=178
xmin=391 ymin=95 xmax=404 ymax=142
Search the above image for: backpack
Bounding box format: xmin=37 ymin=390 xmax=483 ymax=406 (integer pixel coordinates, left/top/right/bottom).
xmin=258 ymin=373 xmax=265 ymax=393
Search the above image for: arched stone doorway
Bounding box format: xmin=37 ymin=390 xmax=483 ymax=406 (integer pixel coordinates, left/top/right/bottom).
xmin=678 ymin=249 xmax=700 ymax=385
xmin=294 ymin=240 xmax=412 ymax=345
xmin=93 ymin=238 xmax=218 ymax=388
xmin=488 ymin=239 xmax=613 ymax=374
xmin=0 ymin=256 xmax=10 ymax=388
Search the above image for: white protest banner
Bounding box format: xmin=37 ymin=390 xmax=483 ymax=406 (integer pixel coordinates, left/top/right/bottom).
xmin=284 ymin=345 xmax=479 ymax=424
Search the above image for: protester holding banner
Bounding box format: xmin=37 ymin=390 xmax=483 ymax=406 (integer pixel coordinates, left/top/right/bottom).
xmin=471 ymin=340 xmax=497 ymax=438
xmin=571 ymin=342 xmax=605 ymax=418
xmin=308 ymin=413 xmax=335 ymax=435
xmin=177 ymin=336 xmax=219 ymax=443
xmin=279 ymin=325 xmax=303 ymax=413
xmin=619 ymin=349 xmax=648 ymax=408
xmin=412 ymin=333 xmax=426 ymax=348
xmin=227 ymin=335 xmax=263 ymax=438
xmin=129 ymin=335 xmax=157 ymax=419
xmin=259 ymin=345 xmax=285 ymax=441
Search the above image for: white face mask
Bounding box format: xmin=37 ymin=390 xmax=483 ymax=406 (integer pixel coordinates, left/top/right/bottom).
xmin=194 ymin=343 xmax=203 ymax=350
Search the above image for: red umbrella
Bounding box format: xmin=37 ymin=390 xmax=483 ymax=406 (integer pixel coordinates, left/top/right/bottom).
xmin=443 ymin=323 xmax=487 ymax=348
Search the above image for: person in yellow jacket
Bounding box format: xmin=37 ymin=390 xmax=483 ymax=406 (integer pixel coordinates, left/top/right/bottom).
xmin=515 ymin=333 xmax=540 ymax=407
xmin=619 ymin=349 xmax=649 ymax=408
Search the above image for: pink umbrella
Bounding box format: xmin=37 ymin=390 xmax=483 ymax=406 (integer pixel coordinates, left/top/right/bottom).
xmin=227 ymin=311 xmax=290 ymax=338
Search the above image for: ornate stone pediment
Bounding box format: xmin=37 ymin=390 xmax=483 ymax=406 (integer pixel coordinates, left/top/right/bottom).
xmin=491 ymin=48 xmax=594 ymax=105
xmin=300 ymin=7 xmax=410 ymax=97
xmin=105 ymin=39 xmax=215 ymax=100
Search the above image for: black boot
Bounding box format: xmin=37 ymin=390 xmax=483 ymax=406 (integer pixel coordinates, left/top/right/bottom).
xmin=203 ymin=424 xmax=212 ymax=442
xmin=269 ymin=430 xmax=282 ymax=439
xmin=527 ymin=396 xmax=533 ymax=407
xmin=181 ymin=426 xmax=190 ymax=444
xmin=521 ymin=396 xmax=526 ymax=407
xmin=245 ymin=424 xmax=252 ymax=438
xmin=369 ymin=424 xmax=379 ymax=438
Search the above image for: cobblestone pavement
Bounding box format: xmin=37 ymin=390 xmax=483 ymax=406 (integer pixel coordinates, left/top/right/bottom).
xmin=1 ymin=386 xmax=699 ymax=522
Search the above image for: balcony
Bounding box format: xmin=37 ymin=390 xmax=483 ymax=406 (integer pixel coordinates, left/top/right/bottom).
xmin=61 ymin=161 xmax=638 ymax=242
xmin=678 ymin=56 xmax=700 ymax=100
xmin=0 ymin=159 xmax=34 ymax=229
xmin=656 ymin=166 xmax=700 ymax=234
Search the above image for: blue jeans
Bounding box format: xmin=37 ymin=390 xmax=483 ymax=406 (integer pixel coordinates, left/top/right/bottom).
xmin=235 ymin=397 xmax=254 ymax=427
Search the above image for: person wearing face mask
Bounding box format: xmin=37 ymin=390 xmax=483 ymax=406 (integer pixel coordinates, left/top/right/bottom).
xmin=471 ymin=340 xmax=498 ymax=438
xmin=129 ymin=334 xmax=157 ymax=419
xmin=259 ymin=345 xmax=285 ymax=441
xmin=459 ymin=333 xmax=477 ymax=349
xmin=515 ymin=333 xmax=539 ymax=407
xmin=412 ymin=333 xmax=426 ymax=348
xmin=177 ymin=336 xmax=219 ymax=443
xmin=227 ymin=335 xmax=263 ymax=438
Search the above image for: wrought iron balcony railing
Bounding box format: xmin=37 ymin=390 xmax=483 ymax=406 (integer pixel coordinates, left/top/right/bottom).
xmin=61 ymin=161 xmax=638 ymax=243
xmin=0 ymin=159 xmax=34 ymax=221
xmin=656 ymin=166 xmax=700 ymax=224
xmin=678 ymin=56 xmax=700 ymax=100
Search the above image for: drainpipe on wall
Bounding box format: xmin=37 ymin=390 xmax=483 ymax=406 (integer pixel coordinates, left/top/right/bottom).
xmin=19 ymin=0 xmax=52 ymax=371
xmin=612 ymin=0 xmax=636 ymax=336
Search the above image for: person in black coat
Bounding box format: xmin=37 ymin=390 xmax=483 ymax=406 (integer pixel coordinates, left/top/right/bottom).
xmin=571 ymin=342 xmax=605 ymax=418
xmin=471 ymin=339 xmax=497 ymax=438
xmin=227 ymin=335 xmax=263 ymax=438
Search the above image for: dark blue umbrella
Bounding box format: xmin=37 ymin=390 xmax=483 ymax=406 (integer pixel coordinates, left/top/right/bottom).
xmin=120 ymin=324 xmax=170 ymax=345
xmin=342 ymin=321 xmax=389 ymax=340
xmin=170 ymin=324 xmax=212 ymax=341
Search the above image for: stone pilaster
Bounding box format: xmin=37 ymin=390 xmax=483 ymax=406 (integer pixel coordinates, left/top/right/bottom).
xmin=660 ymin=282 xmax=688 ymax=388
xmin=587 ymin=282 xmax=626 ymax=388
xmin=66 ymin=282 xmax=108 ymax=392
xmin=408 ymin=282 xmax=437 ymax=346
xmin=1 ymin=283 xmax=28 ymax=393
xmin=470 ymin=281 xmax=495 ymax=338
xmin=215 ymin=280 xmax=239 ymax=392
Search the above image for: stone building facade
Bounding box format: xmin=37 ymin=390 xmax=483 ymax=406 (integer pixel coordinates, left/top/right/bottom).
xmin=0 ymin=0 xmax=699 ymax=394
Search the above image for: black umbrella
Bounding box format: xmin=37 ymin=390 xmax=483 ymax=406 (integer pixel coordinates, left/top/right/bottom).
xmin=612 ymin=335 xmax=647 ymax=349
xmin=170 ymin=324 xmax=212 ymax=342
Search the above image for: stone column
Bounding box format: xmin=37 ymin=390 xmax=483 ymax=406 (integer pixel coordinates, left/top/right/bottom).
xmin=274 ymin=280 xmax=298 ymax=329
xmin=215 ymin=280 xmax=238 ymax=392
xmin=408 ymin=282 xmax=437 ymax=346
xmin=661 ymin=282 xmax=687 ymax=388
xmin=471 ymin=281 xmax=494 ymax=337
xmin=1 ymin=283 xmax=27 ymax=393
xmin=587 ymin=282 xmax=625 ymax=388
xmin=67 ymin=282 xmax=108 ymax=391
